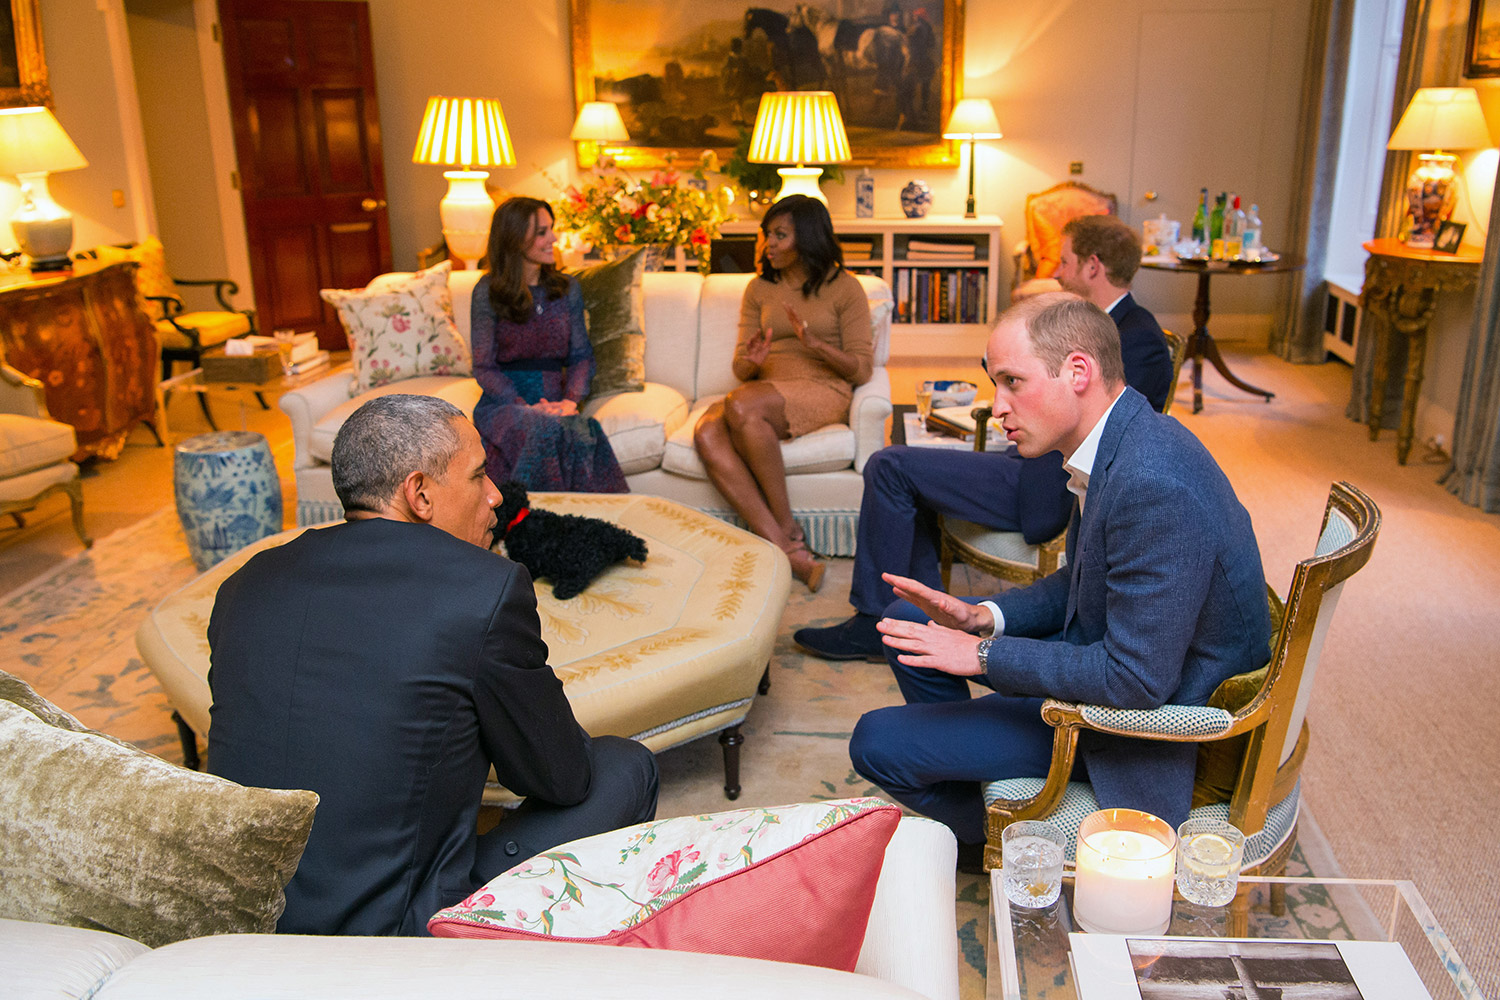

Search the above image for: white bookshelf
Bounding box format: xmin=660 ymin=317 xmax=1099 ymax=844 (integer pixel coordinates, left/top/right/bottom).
xmin=718 ymin=215 xmax=1004 ymax=358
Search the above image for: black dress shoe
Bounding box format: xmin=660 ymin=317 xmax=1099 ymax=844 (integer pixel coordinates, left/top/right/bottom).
xmin=793 ymin=613 xmax=885 ymax=661
xmin=956 ymin=840 xmax=987 ymax=876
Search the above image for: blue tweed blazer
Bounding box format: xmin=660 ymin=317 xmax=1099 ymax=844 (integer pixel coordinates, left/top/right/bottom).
xmin=986 ymin=387 xmax=1273 ymax=824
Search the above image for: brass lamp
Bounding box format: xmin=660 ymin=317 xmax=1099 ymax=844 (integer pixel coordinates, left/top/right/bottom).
xmin=570 ymin=101 xmax=630 ymax=168
xmin=412 ymin=96 xmax=516 ymax=270
xmin=942 ymin=99 xmax=1003 ymax=219
xmin=0 ymin=106 xmax=89 ymax=271
xmin=747 ymin=91 xmax=851 ymax=205
xmin=1386 ymin=87 xmax=1494 ymax=248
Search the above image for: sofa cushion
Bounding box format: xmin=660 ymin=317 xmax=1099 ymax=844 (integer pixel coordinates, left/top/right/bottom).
xmin=572 ymin=249 xmax=648 ymax=401
xmin=0 ymin=671 xmax=318 ymax=948
xmin=428 ymin=798 xmax=900 ymax=972
xmin=321 ymin=261 xmax=471 ymax=394
xmin=308 ymin=376 xmax=484 ymax=463
xmin=661 ymin=397 xmax=855 ymax=479
xmin=0 ymin=414 xmax=75 ymax=477
xmin=585 ymin=381 xmax=689 ymax=475
xmin=1 ymin=917 xmax=150 ymax=1000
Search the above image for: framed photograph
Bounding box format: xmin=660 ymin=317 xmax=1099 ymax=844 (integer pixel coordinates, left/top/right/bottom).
xmin=0 ymin=0 xmax=52 ymax=108
xmin=1434 ymin=220 xmax=1467 ymax=253
xmin=569 ymin=0 xmax=963 ymax=169
xmin=1467 ymin=0 xmax=1500 ymax=76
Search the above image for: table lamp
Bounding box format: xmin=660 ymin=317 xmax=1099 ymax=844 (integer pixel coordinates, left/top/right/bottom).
xmin=571 ymin=101 xmax=630 ymax=168
xmin=412 ymin=96 xmax=515 ymax=270
xmin=0 ymin=106 xmax=89 ymax=272
xmin=942 ymin=98 xmax=1002 ymax=219
xmin=1386 ymin=86 xmax=1494 ymax=248
xmin=747 ymin=91 xmax=851 ymax=205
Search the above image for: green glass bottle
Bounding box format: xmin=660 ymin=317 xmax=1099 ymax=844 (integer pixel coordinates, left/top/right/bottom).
xmin=1209 ymin=192 xmax=1226 ymax=242
xmin=1191 ymin=188 xmax=1208 ymax=244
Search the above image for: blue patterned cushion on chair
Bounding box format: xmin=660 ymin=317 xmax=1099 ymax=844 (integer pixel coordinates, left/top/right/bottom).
xmin=983 ymin=778 xmax=1300 ymax=868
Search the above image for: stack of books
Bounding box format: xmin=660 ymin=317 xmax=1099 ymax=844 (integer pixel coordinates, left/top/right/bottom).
xmin=905 ymin=237 xmax=981 ymax=261
xmin=839 ymin=237 xmax=878 ymax=262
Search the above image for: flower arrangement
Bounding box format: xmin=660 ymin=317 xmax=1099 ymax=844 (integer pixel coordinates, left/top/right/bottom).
xmin=553 ymin=154 xmax=734 ymax=274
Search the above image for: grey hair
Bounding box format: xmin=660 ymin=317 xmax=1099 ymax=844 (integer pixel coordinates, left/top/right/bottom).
xmin=331 ymin=394 xmax=467 ymax=514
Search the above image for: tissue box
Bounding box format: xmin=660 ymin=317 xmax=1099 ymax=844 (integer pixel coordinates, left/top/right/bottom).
xmin=201 ymin=344 xmax=281 ymax=383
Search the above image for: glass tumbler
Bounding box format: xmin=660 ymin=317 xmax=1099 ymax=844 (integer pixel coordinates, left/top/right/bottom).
xmin=1175 ymin=817 xmax=1246 ymax=906
xmin=1001 ymin=820 xmax=1065 ymax=908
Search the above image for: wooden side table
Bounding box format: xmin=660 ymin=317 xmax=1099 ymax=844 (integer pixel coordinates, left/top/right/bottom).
xmin=1360 ymin=238 xmax=1482 ymax=464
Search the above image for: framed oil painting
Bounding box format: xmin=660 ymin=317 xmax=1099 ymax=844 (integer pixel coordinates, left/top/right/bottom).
xmin=569 ymin=0 xmax=963 ymax=168
xmin=1 ymin=0 xmax=51 ymax=108
xmin=1467 ymin=0 xmax=1500 ymax=77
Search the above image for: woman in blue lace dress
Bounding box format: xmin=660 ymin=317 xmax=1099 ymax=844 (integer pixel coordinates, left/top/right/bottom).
xmin=471 ymin=197 xmax=627 ymax=493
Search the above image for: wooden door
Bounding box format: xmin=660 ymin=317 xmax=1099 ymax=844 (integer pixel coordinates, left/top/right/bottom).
xmin=219 ymin=0 xmax=392 ymax=348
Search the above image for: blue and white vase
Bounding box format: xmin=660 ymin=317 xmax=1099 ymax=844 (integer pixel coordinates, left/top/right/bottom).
xmin=900 ymin=180 xmax=932 ymax=218
xmin=855 ymin=170 xmax=875 ymax=218
xmin=174 ymin=431 xmax=283 ymax=571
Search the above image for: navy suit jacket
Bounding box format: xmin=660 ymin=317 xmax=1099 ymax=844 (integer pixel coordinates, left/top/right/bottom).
xmin=207 ymin=518 xmax=592 ymax=936
xmin=1014 ymin=292 xmax=1172 ymax=543
xmin=987 ymin=388 xmax=1272 ymax=825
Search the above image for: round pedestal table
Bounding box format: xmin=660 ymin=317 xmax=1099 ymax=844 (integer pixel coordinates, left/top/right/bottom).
xmin=173 ymin=430 xmax=283 ymax=571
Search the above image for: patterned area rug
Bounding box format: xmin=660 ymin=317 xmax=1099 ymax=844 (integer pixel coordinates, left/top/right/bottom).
xmin=1 ymin=510 xmax=1352 ymax=996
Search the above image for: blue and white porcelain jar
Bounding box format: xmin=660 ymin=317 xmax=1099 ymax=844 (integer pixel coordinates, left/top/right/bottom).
xmin=173 ymin=431 xmax=283 ymax=571
xmin=900 ymin=180 xmax=932 ymax=218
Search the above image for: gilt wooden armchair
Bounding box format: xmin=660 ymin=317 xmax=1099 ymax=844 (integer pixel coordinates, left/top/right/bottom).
xmin=0 ymin=361 xmax=90 ymax=547
xmin=979 ymin=482 xmax=1380 ymax=928
xmin=1011 ymin=181 xmax=1118 ymax=294
xmin=937 ymin=331 xmax=1185 ymax=590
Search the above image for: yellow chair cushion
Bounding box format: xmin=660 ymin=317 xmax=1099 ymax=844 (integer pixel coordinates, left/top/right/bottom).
xmin=90 ymin=237 xmax=172 ymax=322
xmin=155 ymin=311 xmax=253 ymax=351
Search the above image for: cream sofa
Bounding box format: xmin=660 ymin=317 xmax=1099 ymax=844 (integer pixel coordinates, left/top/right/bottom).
xmin=5 ymin=816 xmax=960 ymax=1000
xmin=279 ymin=269 xmax=894 ymax=556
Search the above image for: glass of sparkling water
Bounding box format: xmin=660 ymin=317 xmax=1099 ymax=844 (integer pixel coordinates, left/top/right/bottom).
xmin=915 ymin=380 xmax=935 ymax=422
xmin=1001 ymin=820 xmax=1066 ymax=908
xmin=1175 ymin=818 xmax=1246 ymax=906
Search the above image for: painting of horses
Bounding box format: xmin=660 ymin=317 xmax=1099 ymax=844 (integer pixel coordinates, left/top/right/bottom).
xmin=569 ymin=0 xmax=963 ymax=168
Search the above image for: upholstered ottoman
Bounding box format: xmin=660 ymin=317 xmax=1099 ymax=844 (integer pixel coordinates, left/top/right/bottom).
xmin=135 ymin=493 xmax=792 ymax=799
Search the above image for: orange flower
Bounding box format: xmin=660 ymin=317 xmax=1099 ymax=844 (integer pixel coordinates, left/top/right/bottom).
xmin=614 ymin=223 xmax=634 ymax=243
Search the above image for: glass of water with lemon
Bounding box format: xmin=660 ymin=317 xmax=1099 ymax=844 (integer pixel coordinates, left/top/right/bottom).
xmin=1175 ymin=818 xmax=1246 ymax=906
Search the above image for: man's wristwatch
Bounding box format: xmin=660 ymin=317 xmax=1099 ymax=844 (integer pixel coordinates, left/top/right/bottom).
xmin=976 ymin=636 xmax=995 ymax=672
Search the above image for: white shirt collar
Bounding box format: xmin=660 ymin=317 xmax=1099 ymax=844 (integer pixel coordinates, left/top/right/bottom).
xmin=1063 ymin=390 xmax=1126 ymax=506
xmin=1101 ymin=291 xmax=1128 ymax=315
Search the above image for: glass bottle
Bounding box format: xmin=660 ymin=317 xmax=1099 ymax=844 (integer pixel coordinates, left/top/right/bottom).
xmin=1191 ymin=188 xmax=1208 ymax=246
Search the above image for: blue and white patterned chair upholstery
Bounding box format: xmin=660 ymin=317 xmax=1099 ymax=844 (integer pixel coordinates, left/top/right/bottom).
xmin=980 ymin=482 xmax=1381 ymax=899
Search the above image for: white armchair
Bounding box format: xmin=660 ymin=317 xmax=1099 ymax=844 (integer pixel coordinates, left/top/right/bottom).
xmin=0 ymin=362 xmax=90 ymax=547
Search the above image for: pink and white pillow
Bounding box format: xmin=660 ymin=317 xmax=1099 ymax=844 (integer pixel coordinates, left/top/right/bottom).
xmin=428 ymin=798 xmax=901 ymax=972
xmin=320 ymin=261 xmax=471 ymax=394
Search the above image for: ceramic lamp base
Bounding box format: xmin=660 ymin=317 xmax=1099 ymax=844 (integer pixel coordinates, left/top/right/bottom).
xmin=440 ymin=170 xmax=495 ymax=270
xmin=12 ymin=171 xmax=74 ymax=269
xmin=773 ymin=166 xmax=827 ymax=204
xmin=1402 ymin=153 xmax=1458 ymax=249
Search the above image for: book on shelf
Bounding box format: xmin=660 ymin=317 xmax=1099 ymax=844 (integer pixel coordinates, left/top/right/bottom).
xmin=1067 ymin=934 xmax=1433 ymax=1000
xmin=908 ymin=237 xmax=980 ymax=256
xmin=891 ymin=267 xmax=989 ymax=324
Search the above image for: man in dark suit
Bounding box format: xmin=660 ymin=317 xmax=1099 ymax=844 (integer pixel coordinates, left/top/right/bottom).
xmin=795 ymin=214 xmax=1172 ymax=662
xmin=207 ymin=394 xmax=658 ymax=936
xmin=849 ymin=294 xmax=1271 ymax=852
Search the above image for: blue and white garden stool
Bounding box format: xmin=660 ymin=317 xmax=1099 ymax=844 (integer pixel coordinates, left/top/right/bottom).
xmin=173 ymin=431 xmax=283 ymax=571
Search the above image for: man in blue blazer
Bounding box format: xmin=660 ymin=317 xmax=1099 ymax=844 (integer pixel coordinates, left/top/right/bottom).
xmin=208 ymin=395 xmax=658 ymax=935
xmin=796 ymin=214 xmax=1172 ymax=661
xmin=850 ymin=294 xmax=1271 ymax=851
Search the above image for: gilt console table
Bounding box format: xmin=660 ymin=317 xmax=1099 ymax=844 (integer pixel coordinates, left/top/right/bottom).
xmin=1360 ymin=238 xmax=1482 ymax=464
xmin=0 ymin=263 xmax=158 ymax=460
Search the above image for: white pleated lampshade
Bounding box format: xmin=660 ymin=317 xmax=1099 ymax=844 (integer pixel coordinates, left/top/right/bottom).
xmin=747 ymin=91 xmax=851 ymax=166
xmin=412 ymin=96 xmax=516 ymax=169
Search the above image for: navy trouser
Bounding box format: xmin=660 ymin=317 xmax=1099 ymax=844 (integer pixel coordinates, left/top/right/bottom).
xmin=849 ymin=598 xmax=1073 ymax=845
xmin=849 ymin=446 xmax=1026 ymax=617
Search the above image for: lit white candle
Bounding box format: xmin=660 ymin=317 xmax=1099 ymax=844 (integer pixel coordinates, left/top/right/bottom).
xmin=1072 ymin=810 xmax=1176 ymax=935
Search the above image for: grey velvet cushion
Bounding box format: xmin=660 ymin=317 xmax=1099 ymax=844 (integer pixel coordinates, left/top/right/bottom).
xmin=0 ymin=671 xmax=318 ymax=947
xmin=573 ymin=248 xmax=648 ymax=400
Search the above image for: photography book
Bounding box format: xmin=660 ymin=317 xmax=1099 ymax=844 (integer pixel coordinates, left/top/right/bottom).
xmin=1067 ymin=933 xmax=1432 ymax=1000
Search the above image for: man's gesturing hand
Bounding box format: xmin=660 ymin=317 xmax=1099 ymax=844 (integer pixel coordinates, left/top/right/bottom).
xmin=876 ymin=618 xmax=984 ymax=677
xmin=881 ymin=573 xmax=994 ymax=633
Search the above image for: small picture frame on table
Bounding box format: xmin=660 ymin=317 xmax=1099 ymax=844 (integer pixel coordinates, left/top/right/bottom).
xmin=1434 ymin=220 xmax=1467 ymax=254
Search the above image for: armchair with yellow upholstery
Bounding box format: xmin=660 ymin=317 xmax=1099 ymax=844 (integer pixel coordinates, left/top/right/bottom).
xmin=81 ymin=238 xmax=259 ymax=429
xmin=0 ymin=361 xmax=90 ymax=547
xmin=937 ymin=331 xmax=1186 ymax=590
xmin=979 ymin=482 xmax=1380 ymax=930
xmin=1011 ymin=181 xmax=1118 ymax=295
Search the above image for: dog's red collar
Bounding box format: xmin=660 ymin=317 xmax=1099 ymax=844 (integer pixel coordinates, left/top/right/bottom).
xmin=506 ymin=506 xmax=530 ymax=533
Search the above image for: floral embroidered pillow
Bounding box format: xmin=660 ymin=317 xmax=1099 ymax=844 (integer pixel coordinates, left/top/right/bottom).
xmin=321 ymin=261 xmax=471 ymax=395
xmin=428 ymin=798 xmax=901 ymax=971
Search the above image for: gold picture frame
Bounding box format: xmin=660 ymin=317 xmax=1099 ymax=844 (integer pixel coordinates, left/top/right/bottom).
xmin=1 ymin=0 xmax=51 ymax=108
xmin=569 ymin=0 xmax=963 ymax=169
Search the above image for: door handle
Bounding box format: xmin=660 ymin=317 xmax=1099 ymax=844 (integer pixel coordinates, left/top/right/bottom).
xmin=360 ymin=198 xmax=387 ymax=212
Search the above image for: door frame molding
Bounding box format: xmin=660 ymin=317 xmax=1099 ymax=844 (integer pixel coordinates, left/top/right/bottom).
xmin=192 ymin=0 xmax=255 ymax=303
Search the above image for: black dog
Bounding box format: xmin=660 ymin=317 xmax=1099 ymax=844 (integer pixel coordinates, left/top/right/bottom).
xmin=492 ymin=482 xmax=648 ymax=600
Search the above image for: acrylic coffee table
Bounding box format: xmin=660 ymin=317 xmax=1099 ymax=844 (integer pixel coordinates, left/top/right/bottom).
xmin=987 ymin=873 xmax=1482 ymax=1000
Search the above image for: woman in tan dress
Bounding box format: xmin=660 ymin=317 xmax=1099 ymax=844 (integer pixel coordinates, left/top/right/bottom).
xmin=694 ymin=195 xmax=874 ymax=591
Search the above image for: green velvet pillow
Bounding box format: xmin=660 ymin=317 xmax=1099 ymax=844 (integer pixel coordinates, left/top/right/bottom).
xmin=572 ymin=248 xmax=648 ymax=401
xmin=1191 ymin=589 xmax=1285 ymax=808
xmin=0 ymin=672 xmax=318 ymax=947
